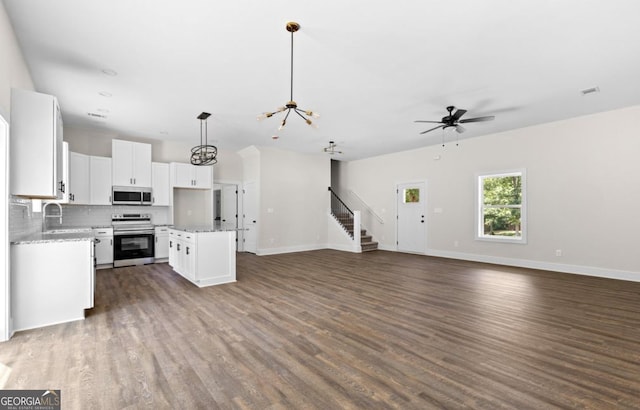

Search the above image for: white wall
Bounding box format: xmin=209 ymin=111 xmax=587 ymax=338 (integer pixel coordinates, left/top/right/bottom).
xmin=338 ymin=106 xmax=640 ymax=280
xmin=1 ymin=0 xmax=35 ymax=341
xmin=256 ymin=147 xmax=330 ymax=254
xmin=0 ymin=2 xmax=33 ymax=117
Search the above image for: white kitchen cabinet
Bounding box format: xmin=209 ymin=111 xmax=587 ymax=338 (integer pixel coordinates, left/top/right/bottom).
xmin=11 ymin=239 xmax=94 ymax=331
xmin=90 ymin=156 xmax=112 ymax=205
xmin=168 ymin=230 xmax=179 ymax=269
xmin=170 ymin=162 xmax=213 ymax=189
xmin=94 ymin=228 xmax=113 ymax=266
xmin=154 ymin=226 xmax=169 ymax=260
xmin=68 ymin=151 xmax=90 ymax=204
xmin=49 ymin=142 xmax=69 ymax=204
xmin=10 ymin=88 xmax=64 ymax=199
xmin=152 ymin=162 xmax=170 ymax=206
xmin=112 ymin=139 xmax=152 ymax=187
xmin=168 ymin=228 xmax=236 ymax=287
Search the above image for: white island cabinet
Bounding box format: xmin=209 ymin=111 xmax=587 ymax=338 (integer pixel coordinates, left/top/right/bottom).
xmin=168 ymin=228 xmax=236 ymax=287
xmin=11 ymin=238 xmax=94 ymax=332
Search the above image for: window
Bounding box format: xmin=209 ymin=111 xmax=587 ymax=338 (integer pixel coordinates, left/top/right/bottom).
xmin=404 ymin=188 xmax=420 ymax=203
xmin=477 ymin=170 xmax=526 ymax=243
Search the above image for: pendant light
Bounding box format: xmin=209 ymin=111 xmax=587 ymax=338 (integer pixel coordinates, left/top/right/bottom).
xmin=257 ymin=22 xmax=319 ymax=130
xmin=323 ymin=141 xmax=342 ymax=155
xmin=190 ymin=112 xmax=217 ymax=166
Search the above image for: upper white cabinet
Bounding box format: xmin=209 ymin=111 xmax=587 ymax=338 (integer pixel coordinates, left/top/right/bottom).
xmin=152 ymin=162 xmax=170 ymax=206
xmin=68 ymin=151 xmax=90 ymax=204
xmin=90 ymin=156 xmax=112 ymax=205
xmin=10 ymin=89 xmax=64 ymax=199
xmin=170 ymin=162 xmax=213 ymax=189
xmin=112 ymin=139 xmax=151 ymax=187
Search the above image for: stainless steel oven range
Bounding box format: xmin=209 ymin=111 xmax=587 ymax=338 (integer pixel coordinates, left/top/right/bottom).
xmin=112 ymin=213 xmax=155 ymax=267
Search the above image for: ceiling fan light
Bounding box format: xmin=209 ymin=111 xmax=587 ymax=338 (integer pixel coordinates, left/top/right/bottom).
xmin=278 ymin=119 xmax=287 ymax=130
xmin=305 ymin=110 xmax=320 ymax=118
xmin=306 ymin=118 xmax=319 ymax=128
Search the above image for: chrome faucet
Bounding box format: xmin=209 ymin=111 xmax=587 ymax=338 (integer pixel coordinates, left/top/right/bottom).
xmin=42 ymin=201 xmax=63 ymax=230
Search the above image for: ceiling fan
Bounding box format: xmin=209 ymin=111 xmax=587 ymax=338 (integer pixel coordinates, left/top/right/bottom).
xmin=415 ymin=106 xmax=495 ymax=135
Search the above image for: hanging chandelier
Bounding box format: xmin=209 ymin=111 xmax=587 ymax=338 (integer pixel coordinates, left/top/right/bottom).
xmin=257 ymin=21 xmax=319 ymax=130
xmin=190 ymin=112 xmax=217 ymax=166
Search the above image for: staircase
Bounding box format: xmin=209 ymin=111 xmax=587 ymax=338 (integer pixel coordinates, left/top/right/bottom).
xmin=330 ymin=188 xmax=379 ymax=252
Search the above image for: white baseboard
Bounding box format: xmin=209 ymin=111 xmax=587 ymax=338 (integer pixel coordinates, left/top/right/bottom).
xmin=426 ymin=249 xmax=640 ymax=283
xmin=254 ymin=244 xmax=640 ymax=283
xmin=257 ymin=244 xmax=326 ymax=256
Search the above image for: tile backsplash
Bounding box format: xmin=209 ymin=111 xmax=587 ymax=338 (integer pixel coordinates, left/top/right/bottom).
xmin=9 ymin=195 xmax=170 ymax=240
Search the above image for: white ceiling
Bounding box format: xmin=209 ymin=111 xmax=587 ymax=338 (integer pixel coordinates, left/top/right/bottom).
xmin=4 ymin=0 xmax=640 ymax=161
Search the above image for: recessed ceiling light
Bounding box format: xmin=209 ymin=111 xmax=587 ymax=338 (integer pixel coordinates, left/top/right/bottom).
xmin=99 ymin=91 xmax=112 ymax=97
xmin=272 ymin=135 xmax=279 ymax=140
xmin=159 ymin=131 xmax=168 ymax=135
xmin=581 ymin=86 xmax=600 ymax=96
xmin=88 ymin=112 xmax=107 ymax=119
xmin=101 ymin=68 xmax=118 ymax=76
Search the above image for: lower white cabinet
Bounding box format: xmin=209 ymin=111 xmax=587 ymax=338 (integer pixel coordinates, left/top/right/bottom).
xmin=168 ymin=228 xmax=236 ymax=287
xmin=155 ymin=226 xmax=169 ymax=260
xmin=94 ymin=227 xmax=113 ymax=266
xmin=11 ymin=239 xmax=94 ymax=331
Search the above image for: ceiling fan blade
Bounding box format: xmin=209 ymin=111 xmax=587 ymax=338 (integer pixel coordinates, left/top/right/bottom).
xmin=420 ymin=125 xmax=445 ymax=135
xmin=452 ymin=109 xmax=467 ymax=121
xmin=459 ymin=115 xmax=495 ymax=123
xmin=456 ymin=125 xmax=466 ymax=133
xmin=414 ymin=120 xmax=443 ymax=123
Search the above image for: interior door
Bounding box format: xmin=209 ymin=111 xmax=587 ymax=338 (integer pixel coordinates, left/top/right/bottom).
xmin=1 ymin=114 xmax=9 ymax=341
xmin=221 ymin=185 xmax=238 ymax=231
xmin=397 ymin=182 xmax=426 ymax=253
xmin=243 ymin=181 xmax=258 ymax=253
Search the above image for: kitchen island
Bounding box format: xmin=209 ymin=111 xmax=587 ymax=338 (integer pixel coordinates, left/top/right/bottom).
xmin=11 ymin=230 xmax=95 ymax=332
xmin=168 ymin=227 xmax=236 ymax=287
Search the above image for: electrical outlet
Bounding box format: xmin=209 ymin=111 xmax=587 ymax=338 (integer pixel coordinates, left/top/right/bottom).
xmin=454 ymin=240 xmax=459 ymax=247
xmin=555 ymin=249 xmax=562 ymax=257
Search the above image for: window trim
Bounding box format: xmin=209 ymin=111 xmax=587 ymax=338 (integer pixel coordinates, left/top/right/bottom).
xmin=476 ymin=169 xmax=527 ymax=244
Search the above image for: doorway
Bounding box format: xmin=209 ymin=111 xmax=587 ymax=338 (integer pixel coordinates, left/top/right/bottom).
xmin=242 ymin=181 xmax=258 ymax=254
xmin=213 ymin=182 xmax=242 ymax=251
xmin=396 ymin=181 xmax=427 ymax=254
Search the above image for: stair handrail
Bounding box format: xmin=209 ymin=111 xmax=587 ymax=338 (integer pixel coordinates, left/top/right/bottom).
xmin=328 ymin=187 xmax=354 ymax=215
xmin=328 ymin=187 xmax=355 ymax=239
xmin=348 ymin=189 xmax=384 ymax=224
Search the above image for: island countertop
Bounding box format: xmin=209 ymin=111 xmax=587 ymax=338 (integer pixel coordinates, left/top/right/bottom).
xmin=11 ymin=229 xmax=94 ymax=245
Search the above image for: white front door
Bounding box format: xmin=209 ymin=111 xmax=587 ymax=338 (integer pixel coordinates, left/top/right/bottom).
xmin=397 ymin=182 xmax=427 ymax=254
xmin=243 ymin=181 xmax=258 ymax=254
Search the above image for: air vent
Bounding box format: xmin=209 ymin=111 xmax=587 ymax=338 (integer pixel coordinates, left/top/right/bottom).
xmin=581 ymin=86 xmax=600 ymax=96
xmin=87 ymin=112 xmax=107 ymax=119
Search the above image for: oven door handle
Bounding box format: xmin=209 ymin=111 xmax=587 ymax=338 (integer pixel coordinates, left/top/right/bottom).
xmin=113 ymin=230 xmax=155 ymax=236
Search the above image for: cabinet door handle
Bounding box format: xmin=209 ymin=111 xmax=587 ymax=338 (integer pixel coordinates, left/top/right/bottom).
xmin=59 ymin=181 xmax=65 ymax=193
xmin=169 ymin=240 xmax=172 ymax=248
xmin=110 ymin=239 xmax=112 ymax=246
xmin=177 ymin=243 xmax=180 ymax=251
xmin=186 ymin=247 xmax=189 ymax=255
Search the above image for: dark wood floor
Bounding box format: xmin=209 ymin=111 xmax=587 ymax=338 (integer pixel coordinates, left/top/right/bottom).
xmin=1 ymin=250 xmax=640 ymax=409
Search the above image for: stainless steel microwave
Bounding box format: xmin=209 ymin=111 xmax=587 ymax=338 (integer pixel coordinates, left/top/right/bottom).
xmin=112 ymin=186 xmax=152 ymax=206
